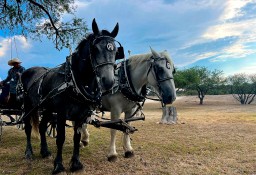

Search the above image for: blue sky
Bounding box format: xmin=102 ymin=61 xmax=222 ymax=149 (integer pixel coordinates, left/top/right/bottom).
xmin=1 ymin=0 xmax=256 ymax=79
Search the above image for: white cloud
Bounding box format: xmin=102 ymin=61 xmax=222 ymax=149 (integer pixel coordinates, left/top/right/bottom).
xmin=222 ymin=43 xmax=255 ymax=57
xmin=219 ymin=0 xmax=250 ymax=21
xmin=0 ymin=36 xmax=31 ymax=58
xmin=75 ymin=0 xmax=92 ymax=8
xmin=200 ymin=18 xmax=256 ymax=62
xmin=15 ymin=36 xmax=31 ymax=50
xmin=0 ymin=38 xmax=10 ymax=57
xmin=183 ymin=1 xmax=256 ymax=65
xmin=202 ymin=19 xmax=256 ymax=40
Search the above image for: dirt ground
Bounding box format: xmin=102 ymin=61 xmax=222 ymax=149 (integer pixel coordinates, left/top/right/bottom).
xmin=0 ymin=95 xmax=256 ymax=175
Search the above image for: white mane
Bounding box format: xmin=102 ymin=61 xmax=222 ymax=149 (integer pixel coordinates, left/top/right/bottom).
xmin=127 ymin=50 xmax=174 ymax=70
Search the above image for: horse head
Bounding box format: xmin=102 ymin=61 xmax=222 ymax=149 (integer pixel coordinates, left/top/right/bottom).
xmin=75 ymin=18 xmax=122 ymax=93
xmin=148 ymin=47 xmax=176 ymax=104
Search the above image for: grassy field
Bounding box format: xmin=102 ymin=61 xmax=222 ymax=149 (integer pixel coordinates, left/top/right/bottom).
xmin=0 ymin=95 xmax=256 ymax=175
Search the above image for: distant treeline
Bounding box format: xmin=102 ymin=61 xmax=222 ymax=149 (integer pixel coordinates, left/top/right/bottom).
xmin=172 ymin=66 xmax=255 ymax=104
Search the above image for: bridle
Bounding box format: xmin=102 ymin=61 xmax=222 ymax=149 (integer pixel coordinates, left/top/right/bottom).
xmin=146 ymin=56 xmax=174 ymax=102
xmin=76 ymin=35 xmax=124 ymax=101
xmin=89 ymin=35 xmax=124 ymax=73
xmin=90 ymin=36 xmax=115 ymax=71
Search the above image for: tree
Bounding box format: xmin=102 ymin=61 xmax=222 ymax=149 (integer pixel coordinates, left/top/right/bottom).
xmin=174 ymin=67 xmax=225 ymax=104
xmin=228 ymin=73 xmax=256 ymax=104
xmin=0 ymin=0 xmax=87 ymax=50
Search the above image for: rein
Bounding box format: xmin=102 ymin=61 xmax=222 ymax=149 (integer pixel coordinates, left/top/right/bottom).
xmin=17 ymin=35 xmax=121 ymax=123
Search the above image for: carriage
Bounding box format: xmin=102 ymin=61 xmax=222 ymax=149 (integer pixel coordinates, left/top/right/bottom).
xmin=0 ymin=84 xmax=58 ymax=140
xmin=0 ymin=84 xmax=23 ymax=141
xmin=0 ymin=18 xmax=176 ymax=174
xmin=0 ymin=83 xmax=145 ymax=142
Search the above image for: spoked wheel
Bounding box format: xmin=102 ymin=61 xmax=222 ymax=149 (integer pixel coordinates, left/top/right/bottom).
xmin=15 ymin=114 xmax=24 ymax=130
xmin=47 ymin=120 xmax=57 ymax=138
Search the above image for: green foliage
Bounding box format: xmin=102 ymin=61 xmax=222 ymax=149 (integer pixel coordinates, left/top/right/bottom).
xmin=227 ymin=73 xmax=256 ymax=104
xmin=0 ymin=0 xmax=87 ymax=50
xmin=174 ymin=66 xmax=225 ymax=104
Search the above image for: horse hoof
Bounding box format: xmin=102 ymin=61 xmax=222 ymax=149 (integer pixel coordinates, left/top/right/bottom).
xmin=52 ymin=163 xmax=65 ymax=174
xmin=25 ymin=151 xmax=33 ymax=160
xmin=25 ymin=154 xmax=33 ymax=160
xmin=107 ymin=155 xmax=117 ymax=162
xmin=41 ymin=150 xmax=52 ymax=158
xmin=124 ymin=151 xmax=134 ymax=158
xmin=70 ymin=160 xmax=83 ymax=172
xmin=81 ymin=141 xmax=89 ymax=147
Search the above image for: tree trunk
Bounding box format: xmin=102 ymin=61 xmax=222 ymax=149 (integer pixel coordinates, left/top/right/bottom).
xmin=197 ymin=90 xmax=205 ymax=105
xmin=199 ymin=98 xmax=203 ymax=105
xmin=160 ymin=106 xmax=178 ymax=124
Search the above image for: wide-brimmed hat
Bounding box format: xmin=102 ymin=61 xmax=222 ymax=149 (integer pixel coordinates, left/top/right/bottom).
xmin=8 ymin=58 xmax=22 ymax=66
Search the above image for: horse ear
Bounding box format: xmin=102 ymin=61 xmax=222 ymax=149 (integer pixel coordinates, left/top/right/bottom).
xmin=92 ymin=18 xmax=100 ymax=35
xmin=110 ymin=22 xmax=119 ymax=38
xmin=150 ymin=46 xmax=160 ymax=58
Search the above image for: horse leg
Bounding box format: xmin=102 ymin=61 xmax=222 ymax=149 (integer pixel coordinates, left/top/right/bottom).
xmin=80 ymin=123 xmax=89 ymax=147
xmin=123 ymin=129 xmax=134 ymax=158
xmin=70 ymin=124 xmax=83 ymax=172
xmin=24 ymin=100 xmax=34 ymax=160
xmin=24 ymin=115 xmax=33 ymax=159
xmin=52 ymin=117 xmax=66 ymax=174
xmin=123 ymin=112 xmax=134 ymax=158
xmin=107 ymin=112 xmax=120 ymax=162
xmin=107 ymin=129 xmax=118 ymax=162
xmin=39 ymin=111 xmax=51 ymax=158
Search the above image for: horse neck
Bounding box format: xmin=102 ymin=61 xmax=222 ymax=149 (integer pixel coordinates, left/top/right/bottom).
xmin=71 ymin=53 xmax=94 ymax=87
xmin=129 ymin=60 xmax=149 ymax=94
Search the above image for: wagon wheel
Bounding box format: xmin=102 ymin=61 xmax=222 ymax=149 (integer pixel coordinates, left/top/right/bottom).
xmin=15 ymin=114 xmax=24 ymax=130
xmin=47 ymin=121 xmax=57 ymax=138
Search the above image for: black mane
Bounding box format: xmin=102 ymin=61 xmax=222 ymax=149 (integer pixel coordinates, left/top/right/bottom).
xmin=75 ymin=35 xmax=92 ymax=55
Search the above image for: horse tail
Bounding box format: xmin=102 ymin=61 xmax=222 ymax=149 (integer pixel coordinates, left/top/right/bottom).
xmin=31 ymin=111 xmax=40 ymax=137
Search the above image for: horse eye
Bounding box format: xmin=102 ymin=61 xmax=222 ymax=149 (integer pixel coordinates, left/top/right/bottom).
xmin=166 ymin=62 xmax=171 ymax=69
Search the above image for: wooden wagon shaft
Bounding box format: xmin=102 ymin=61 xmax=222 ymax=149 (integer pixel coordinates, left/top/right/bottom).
xmin=0 ymin=109 xmax=22 ymax=115
xmin=89 ymin=116 xmax=145 ymax=133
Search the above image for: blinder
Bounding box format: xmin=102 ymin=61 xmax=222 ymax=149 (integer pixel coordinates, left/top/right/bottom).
xmin=90 ymin=36 xmax=124 ymax=71
xmin=151 ymin=56 xmax=174 ymax=83
xmin=92 ymin=35 xmax=124 ymax=61
xmin=115 ymin=41 xmax=125 ymax=60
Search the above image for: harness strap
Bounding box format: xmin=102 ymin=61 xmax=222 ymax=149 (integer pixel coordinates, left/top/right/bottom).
xmin=16 ymin=81 xmax=70 ymax=124
xmin=119 ymin=60 xmax=146 ymax=102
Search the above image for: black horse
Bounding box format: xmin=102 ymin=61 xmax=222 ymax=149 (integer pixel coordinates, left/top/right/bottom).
xmin=19 ymin=19 xmax=121 ymax=174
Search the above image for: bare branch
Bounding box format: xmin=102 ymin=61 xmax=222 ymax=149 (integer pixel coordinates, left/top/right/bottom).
xmin=27 ymin=0 xmax=65 ymax=49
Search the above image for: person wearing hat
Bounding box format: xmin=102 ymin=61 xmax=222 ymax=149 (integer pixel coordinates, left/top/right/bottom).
xmin=0 ymin=58 xmax=25 ymax=108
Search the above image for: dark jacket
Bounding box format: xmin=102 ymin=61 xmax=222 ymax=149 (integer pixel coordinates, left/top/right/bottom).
xmin=2 ymin=66 xmax=25 ymax=94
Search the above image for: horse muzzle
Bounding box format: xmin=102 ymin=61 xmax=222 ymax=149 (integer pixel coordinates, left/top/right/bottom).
xmin=100 ymin=76 xmax=115 ymax=91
